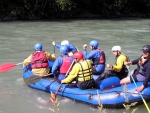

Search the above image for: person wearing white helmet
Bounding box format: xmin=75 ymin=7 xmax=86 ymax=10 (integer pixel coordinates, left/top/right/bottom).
xmin=52 ymin=40 xmax=78 ymax=56
xmin=112 ymin=45 xmax=121 ymax=51
xmin=95 ymin=45 xmax=129 ymax=82
xmin=61 ymin=40 xmax=69 ymax=45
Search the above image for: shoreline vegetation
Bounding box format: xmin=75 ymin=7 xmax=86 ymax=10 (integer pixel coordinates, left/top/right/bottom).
xmin=0 ymin=0 xmax=150 ymax=21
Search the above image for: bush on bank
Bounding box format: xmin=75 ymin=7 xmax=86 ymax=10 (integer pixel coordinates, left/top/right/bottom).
xmin=0 ymin=0 xmax=150 ymax=20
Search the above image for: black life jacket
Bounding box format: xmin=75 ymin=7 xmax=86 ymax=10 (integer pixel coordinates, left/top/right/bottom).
xmin=137 ymin=58 xmax=150 ymax=76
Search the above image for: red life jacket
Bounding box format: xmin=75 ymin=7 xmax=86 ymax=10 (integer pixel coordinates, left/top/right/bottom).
xmin=93 ymin=49 xmax=106 ymax=65
xmin=60 ymin=56 xmax=72 ymax=74
xmin=31 ymin=51 xmax=48 ymax=69
xmin=98 ymin=49 xmax=105 ymax=64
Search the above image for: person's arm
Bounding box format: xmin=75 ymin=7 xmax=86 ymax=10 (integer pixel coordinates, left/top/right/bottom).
xmin=55 ymin=44 xmax=61 ymax=49
xmin=111 ymin=55 xmax=126 ymax=72
xmin=52 ymin=41 xmax=61 ymax=49
xmin=23 ymin=54 xmax=32 ymax=66
xmin=131 ymin=58 xmax=140 ymax=65
xmin=124 ymin=56 xmax=141 ymax=65
xmin=61 ymin=64 xmax=79 ymax=83
xmin=46 ymin=52 xmax=56 ymax=61
xmin=70 ymin=44 xmax=78 ymax=53
xmin=82 ymin=44 xmax=88 ymax=59
xmin=52 ymin=57 xmax=62 ymax=74
xmin=136 ymin=62 xmax=150 ymax=92
xmin=83 ymin=50 xmax=96 ymax=60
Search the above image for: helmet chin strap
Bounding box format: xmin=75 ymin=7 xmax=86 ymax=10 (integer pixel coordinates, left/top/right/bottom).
xmin=147 ymin=54 xmax=150 ymax=59
xmin=91 ymin=46 xmax=94 ymax=50
xmin=116 ymin=51 xmax=120 ymax=56
xmin=143 ymin=53 xmax=150 ymax=59
xmin=92 ymin=46 xmax=96 ymax=50
xmin=76 ymin=59 xmax=80 ymax=62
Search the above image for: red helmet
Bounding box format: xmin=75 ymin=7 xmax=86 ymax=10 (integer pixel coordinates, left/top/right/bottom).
xmin=73 ymin=52 xmax=83 ymax=60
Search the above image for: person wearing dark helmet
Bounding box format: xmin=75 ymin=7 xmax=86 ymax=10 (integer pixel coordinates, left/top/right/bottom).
xmin=52 ymin=45 xmax=74 ymax=80
xmin=23 ymin=43 xmax=56 ymax=77
xmin=83 ymin=40 xmax=106 ymax=75
xmin=61 ymin=52 xmax=96 ymax=90
xmin=120 ymin=45 xmax=150 ymax=92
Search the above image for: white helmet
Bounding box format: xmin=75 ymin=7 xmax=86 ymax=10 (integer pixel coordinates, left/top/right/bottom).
xmin=112 ymin=45 xmax=121 ymax=51
xmin=61 ymin=40 xmax=69 ymax=45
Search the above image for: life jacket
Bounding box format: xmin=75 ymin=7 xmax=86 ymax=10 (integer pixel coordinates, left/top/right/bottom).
xmin=77 ymin=60 xmax=93 ymax=82
xmin=60 ymin=56 xmax=72 ymax=74
xmin=93 ymin=49 xmax=106 ymax=65
xmin=115 ymin=53 xmax=129 ymax=74
xmin=31 ymin=51 xmax=48 ymax=69
xmin=137 ymin=58 xmax=150 ymax=76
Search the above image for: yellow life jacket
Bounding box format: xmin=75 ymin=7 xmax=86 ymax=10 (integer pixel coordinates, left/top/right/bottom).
xmin=77 ymin=60 xmax=93 ymax=82
xmin=115 ymin=53 xmax=129 ymax=73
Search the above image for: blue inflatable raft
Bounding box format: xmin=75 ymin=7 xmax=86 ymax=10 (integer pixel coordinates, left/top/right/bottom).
xmin=23 ymin=61 xmax=150 ymax=108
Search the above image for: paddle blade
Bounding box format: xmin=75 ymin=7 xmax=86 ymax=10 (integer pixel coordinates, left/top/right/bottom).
xmin=49 ymin=92 xmax=57 ymax=103
xmin=0 ymin=63 xmax=16 ymax=72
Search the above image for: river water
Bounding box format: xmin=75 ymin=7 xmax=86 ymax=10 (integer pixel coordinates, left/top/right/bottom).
xmin=0 ymin=19 xmax=150 ymax=113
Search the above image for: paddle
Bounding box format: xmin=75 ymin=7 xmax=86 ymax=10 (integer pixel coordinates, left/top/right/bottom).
xmin=0 ymin=62 xmax=23 ymax=72
xmin=53 ymin=45 xmax=55 ymax=54
xmin=49 ymin=60 xmax=75 ymax=102
xmin=126 ymin=67 xmax=150 ymax=112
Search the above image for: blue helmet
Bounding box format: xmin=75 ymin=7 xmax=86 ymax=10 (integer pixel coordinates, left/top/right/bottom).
xmin=34 ymin=43 xmax=42 ymax=51
xmin=89 ymin=40 xmax=99 ymax=48
xmin=60 ymin=45 xmax=68 ymax=54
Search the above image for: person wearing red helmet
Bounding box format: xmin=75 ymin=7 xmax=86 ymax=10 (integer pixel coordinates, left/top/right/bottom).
xmin=61 ymin=52 xmax=95 ymax=89
xmin=120 ymin=45 xmax=150 ymax=92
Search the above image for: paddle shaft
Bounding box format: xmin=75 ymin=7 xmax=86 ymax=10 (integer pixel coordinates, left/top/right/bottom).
xmin=16 ymin=62 xmax=23 ymax=65
xmin=53 ymin=45 xmax=55 ymax=54
xmin=54 ymin=60 xmax=75 ymax=96
xmin=65 ymin=60 xmax=75 ymax=77
xmin=127 ymin=67 xmax=150 ymax=112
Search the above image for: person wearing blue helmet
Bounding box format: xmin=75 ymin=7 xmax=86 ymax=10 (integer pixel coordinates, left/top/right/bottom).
xmin=52 ymin=45 xmax=74 ymax=80
xmin=52 ymin=40 xmax=78 ymax=56
xmin=83 ymin=40 xmax=106 ymax=75
xmin=23 ymin=43 xmax=56 ymax=77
